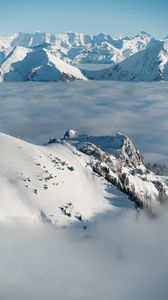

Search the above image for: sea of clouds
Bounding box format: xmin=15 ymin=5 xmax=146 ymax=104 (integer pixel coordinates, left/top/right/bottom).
xmin=0 ymin=208 xmax=168 ymax=300
xmin=0 ymin=80 xmax=168 ymax=163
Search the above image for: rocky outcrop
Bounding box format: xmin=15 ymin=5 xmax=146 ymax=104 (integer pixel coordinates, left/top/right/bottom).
xmin=48 ymin=130 xmax=168 ymax=209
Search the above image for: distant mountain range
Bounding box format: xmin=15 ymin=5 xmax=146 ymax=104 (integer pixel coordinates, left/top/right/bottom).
xmin=0 ymin=31 xmax=168 ymax=82
xmin=0 ymin=46 xmax=86 ymax=82
xmin=83 ymin=40 xmax=168 ymax=81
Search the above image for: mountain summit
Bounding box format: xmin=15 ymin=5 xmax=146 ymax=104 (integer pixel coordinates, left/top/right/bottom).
xmin=0 ymin=46 xmax=86 ymax=82
xmin=102 ymin=41 xmax=168 ymax=81
xmin=85 ymin=41 xmax=168 ymax=81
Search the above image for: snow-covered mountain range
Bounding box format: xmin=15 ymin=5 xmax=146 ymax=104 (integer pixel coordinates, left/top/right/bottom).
xmin=0 ymin=31 xmax=153 ymax=65
xmin=0 ymin=31 xmax=168 ymax=82
xmin=84 ymin=40 xmax=168 ymax=81
xmin=0 ymin=129 xmax=167 ymax=226
xmin=0 ymin=46 xmax=86 ymax=82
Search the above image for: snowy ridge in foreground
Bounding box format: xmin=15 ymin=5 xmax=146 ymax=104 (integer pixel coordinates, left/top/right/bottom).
xmin=0 ymin=130 xmax=167 ymax=226
xmin=0 ymin=132 xmax=133 ymax=226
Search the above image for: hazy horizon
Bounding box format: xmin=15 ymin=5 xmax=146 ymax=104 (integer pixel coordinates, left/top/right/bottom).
xmin=0 ymin=30 xmax=167 ymax=40
xmin=1 ymin=0 xmax=168 ymax=38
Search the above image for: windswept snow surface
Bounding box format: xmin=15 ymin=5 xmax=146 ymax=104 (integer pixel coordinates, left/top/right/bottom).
xmin=0 ymin=132 xmax=135 ymax=225
xmin=0 ymin=129 xmax=167 ymax=224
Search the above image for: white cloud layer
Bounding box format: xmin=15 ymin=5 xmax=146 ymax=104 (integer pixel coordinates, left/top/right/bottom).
xmin=0 ymin=208 xmax=168 ymax=300
xmin=0 ymin=81 xmax=168 ymax=163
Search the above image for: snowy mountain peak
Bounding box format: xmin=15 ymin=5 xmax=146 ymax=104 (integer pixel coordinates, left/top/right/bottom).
xmin=0 ymin=31 xmax=160 ymax=67
xmin=64 ymin=129 xmax=78 ymax=139
xmin=135 ymin=31 xmax=151 ymax=37
xmin=0 ymin=46 xmax=87 ymax=82
xmin=91 ymin=40 xmax=168 ymax=82
xmin=48 ymin=130 xmax=168 ymax=209
xmin=69 ymin=131 xmax=144 ymax=167
xmin=52 ymin=131 xmax=144 ymax=168
xmin=111 ymin=133 xmax=144 ymax=167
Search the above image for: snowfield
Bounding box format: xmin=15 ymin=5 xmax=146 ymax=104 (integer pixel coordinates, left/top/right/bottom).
xmin=0 ymin=131 xmax=136 ymax=225
xmin=0 ymin=128 xmax=167 ymax=224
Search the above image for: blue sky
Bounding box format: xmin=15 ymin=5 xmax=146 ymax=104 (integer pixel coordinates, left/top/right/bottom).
xmin=0 ymin=0 xmax=168 ymax=38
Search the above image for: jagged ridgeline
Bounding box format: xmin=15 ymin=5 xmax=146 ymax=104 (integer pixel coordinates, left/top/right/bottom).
xmin=0 ymin=129 xmax=167 ymax=226
xmin=0 ymin=31 xmax=168 ymax=82
xmin=49 ymin=129 xmax=168 ymax=210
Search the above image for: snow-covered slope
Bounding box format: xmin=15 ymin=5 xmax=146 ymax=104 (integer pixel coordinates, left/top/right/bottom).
xmin=0 ymin=46 xmax=86 ymax=82
xmin=0 ymin=130 xmax=167 ymax=225
xmin=0 ymin=31 xmax=154 ymax=65
xmin=90 ymin=41 xmax=168 ymax=81
xmin=0 ymin=131 xmax=134 ymax=225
